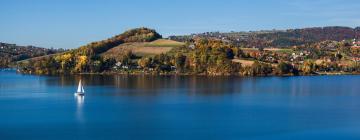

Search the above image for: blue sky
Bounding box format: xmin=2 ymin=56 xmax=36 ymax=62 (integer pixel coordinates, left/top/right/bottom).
xmin=1 ymin=0 xmax=360 ymax=49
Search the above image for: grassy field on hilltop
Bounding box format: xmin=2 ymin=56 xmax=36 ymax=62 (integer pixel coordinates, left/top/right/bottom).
xmin=101 ymin=39 xmax=185 ymax=60
xmin=144 ymin=39 xmax=185 ymax=47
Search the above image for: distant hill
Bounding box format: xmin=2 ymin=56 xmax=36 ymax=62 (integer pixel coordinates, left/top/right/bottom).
xmin=0 ymin=43 xmax=64 ymax=68
xmin=169 ymin=26 xmax=360 ymax=48
xmin=356 ymin=27 xmax=360 ymax=38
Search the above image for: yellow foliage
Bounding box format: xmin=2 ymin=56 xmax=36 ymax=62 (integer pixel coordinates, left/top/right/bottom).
xmin=55 ymin=53 xmax=73 ymax=70
xmin=62 ymin=53 xmax=72 ymax=61
xmin=137 ymin=57 xmax=151 ymax=68
xmin=75 ymin=55 xmax=88 ymax=72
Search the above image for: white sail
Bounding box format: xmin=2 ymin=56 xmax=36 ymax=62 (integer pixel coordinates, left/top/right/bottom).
xmin=77 ymin=80 xmax=82 ymax=93
xmin=82 ymin=86 xmax=85 ymax=93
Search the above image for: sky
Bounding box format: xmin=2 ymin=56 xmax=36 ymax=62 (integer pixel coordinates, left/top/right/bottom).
xmin=1 ymin=0 xmax=360 ymax=49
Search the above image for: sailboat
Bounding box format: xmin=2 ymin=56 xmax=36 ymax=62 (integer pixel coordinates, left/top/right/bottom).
xmin=75 ymin=80 xmax=85 ymax=96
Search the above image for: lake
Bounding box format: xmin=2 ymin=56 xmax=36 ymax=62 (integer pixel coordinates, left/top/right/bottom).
xmin=1 ymin=69 xmax=360 ymax=140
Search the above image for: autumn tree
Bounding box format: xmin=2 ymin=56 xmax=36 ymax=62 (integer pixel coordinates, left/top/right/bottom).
xmin=138 ymin=57 xmax=152 ymax=70
xmin=301 ymin=60 xmax=316 ymax=74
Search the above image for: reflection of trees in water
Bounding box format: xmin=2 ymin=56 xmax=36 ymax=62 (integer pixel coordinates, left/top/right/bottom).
xmin=55 ymin=74 xmax=116 ymax=86
xmin=49 ymin=74 xmax=246 ymax=96
xmin=113 ymin=75 xmax=177 ymax=96
xmin=113 ymin=75 xmax=241 ymax=96
xmin=41 ymin=74 xmax=360 ymax=97
xmin=186 ymin=76 xmax=240 ymax=95
xmin=114 ymin=75 xmax=176 ymax=89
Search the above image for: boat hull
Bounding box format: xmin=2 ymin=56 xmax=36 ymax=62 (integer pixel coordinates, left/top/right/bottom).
xmin=74 ymin=92 xmax=85 ymax=96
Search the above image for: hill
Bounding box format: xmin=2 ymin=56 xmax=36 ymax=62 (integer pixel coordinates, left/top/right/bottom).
xmin=17 ymin=27 xmax=164 ymax=74
xmin=73 ymin=27 xmax=162 ymax=56
xmin=169 ymin=26 xmax=360 ymax=48
xmin=0 ymin=43 xmax=64 ymax=68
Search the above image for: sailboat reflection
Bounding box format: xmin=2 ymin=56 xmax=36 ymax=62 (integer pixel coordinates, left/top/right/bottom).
xmin=75 ymin=95 xmax=85 ymax=122
xmin=76 ymin=95 xmax=85 ymax=106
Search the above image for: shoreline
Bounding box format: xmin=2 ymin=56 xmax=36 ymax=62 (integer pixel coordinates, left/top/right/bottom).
xmin=7 ymin=68 xmax=360 ymax=77
xmin=28 ymin=71 xmax=360 ymax=77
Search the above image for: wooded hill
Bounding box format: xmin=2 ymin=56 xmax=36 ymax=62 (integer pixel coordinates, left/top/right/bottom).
xmin=17 ymin=28 xmax=175 ymax=74
xmin=170 ymin=26 xmax=360 ymax=48
xmin=0 ymin=43 xmax=64 ymax=68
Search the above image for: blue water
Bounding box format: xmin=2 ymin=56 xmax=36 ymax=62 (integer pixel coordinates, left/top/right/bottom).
xmin=1 ymin=70 xmax=360 ymax=140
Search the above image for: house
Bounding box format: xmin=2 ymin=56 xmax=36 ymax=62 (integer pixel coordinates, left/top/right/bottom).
xmin=351 ymin=46 xmax=360 ymax=49
xmin=353 ymin=39 xmax=360 ymax=46
xmin=113 ymin=62 xmax=130 ymax=70
xmin=290 ymin=52 xmax=308 ymax=62
xmin=115 ymin=62 xmax=122 ymax=67
xmin=188 ymin=44 xmax=195 ymax=49
xmin=352 ymin=57 xmax=360 ymax=62
xmin=112 ymin=62 xmax=122 ymax=69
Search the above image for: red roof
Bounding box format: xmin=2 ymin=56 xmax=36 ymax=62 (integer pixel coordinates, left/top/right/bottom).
xmin=352 ymin=57 xmax=360 ymax=61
